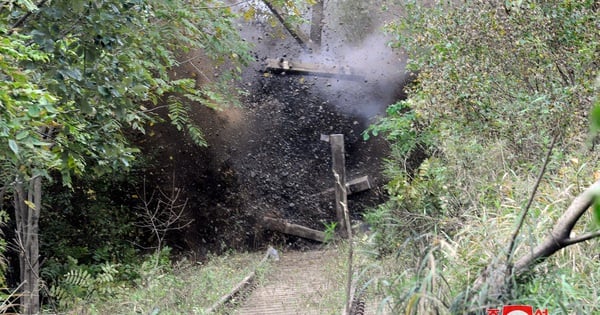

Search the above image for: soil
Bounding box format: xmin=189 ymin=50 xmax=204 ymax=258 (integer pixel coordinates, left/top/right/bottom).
xmin=135 ymin=12 xmax=409 ymax=257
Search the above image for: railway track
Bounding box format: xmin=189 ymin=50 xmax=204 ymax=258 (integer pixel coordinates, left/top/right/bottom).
xmin=230 ymin=248 xmax=386 ymax=315
xmin=234 ymin=249 xmax=338 ymax=315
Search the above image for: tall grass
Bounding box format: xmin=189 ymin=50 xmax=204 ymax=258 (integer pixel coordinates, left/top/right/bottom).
xmin=361 ymin=138 xmax=600 ymax=314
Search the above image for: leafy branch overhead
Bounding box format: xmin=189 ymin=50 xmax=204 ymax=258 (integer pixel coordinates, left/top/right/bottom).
xmin=2 ymin=0 xmax=252 ymax=184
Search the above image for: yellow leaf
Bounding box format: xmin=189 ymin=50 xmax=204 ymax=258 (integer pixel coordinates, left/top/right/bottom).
xmin=24 ymin=200 xmax=36 ymax=210
xmin=243 ymin=7 xmax=256 ymax=21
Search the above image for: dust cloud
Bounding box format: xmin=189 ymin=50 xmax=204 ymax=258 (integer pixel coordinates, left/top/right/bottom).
xmin=299 ymin=31 xmax=408 ymax=122
xmin=278 ymin=0 xmax=411 ymax=124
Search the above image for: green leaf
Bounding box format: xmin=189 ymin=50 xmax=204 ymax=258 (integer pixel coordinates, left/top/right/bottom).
xmin=592 ymin=102 xmax=600 ymax=135
xmin=16 ymin=131 xmax=28 ymax=140
xmin=8 ymin=139 xmax=19 ymax=155
xmin=19 ymin=0 xmax=39 ymax=11
xmin=593 ymin=196 xmax=600 ymax=228
xmin=28 ymin=105 xmax=41 ymax=118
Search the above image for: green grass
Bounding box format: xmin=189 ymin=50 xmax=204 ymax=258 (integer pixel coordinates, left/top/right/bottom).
xmin=66 ymin=251 xmax=271 ymax=315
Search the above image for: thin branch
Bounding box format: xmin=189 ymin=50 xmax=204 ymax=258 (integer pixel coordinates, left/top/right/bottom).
xmin=562 ymin=230 xmax=600 ymax=246
xmin=0 ymin=281 xmax=25 ymax=312
xmin=261 ymin=0 xmax=310 ymax=50
xmin=187 ymin=60 xmax=213 ymax=84
xmin=8 ymin=0 xmax=48 ymax=35
xmin=198 ymin=0 xmax=250 ymax=10
xmin=506 ymin=133 xmax=557 ymax=266
xmin=134 ymin=174 xmax=192 ymax=254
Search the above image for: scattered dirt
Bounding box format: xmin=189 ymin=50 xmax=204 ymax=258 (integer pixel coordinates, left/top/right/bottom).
xmin=135 ymin=10 xmax=410 ymax=257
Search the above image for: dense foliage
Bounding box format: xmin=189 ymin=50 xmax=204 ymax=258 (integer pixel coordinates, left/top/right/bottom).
xmin=365 ymin=0 xmax=599 ymax=313
xmin=0 ymin=0 xmax=252 ymax=312
xmin=2 ymin=0 xmax=252 ymax=185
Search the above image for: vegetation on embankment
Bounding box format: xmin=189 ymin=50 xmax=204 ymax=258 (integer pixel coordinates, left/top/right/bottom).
xmin=2 ymin=0 xmax=599 ymax=314
xmin=35 ymin=247 xmax=269 ymax=314
xmin=361 ymin=0 xmax=600 ymax=313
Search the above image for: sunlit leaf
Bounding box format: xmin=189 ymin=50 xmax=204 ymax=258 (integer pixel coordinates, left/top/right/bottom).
xmin=23 ymin=200 xmax=36 ymax=210
xmin=590 ymin=104 xmax=600 ymax=135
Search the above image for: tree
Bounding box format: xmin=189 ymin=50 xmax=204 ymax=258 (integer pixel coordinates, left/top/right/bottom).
xmin=1 ymin=0 xmax=251 ymax=313
xmin=388 ymin=0 xmax=598 ymax=157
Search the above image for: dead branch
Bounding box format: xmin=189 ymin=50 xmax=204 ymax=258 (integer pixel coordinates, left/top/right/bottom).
xmin=0 ymin=281 xmax=25 ymax=313
xmin=507 ymin=134 xmax=556 ymax=265
xmin=513 ymin=179 xmax=600 ymax=273
xmin=135 ymin=176 xmax=193 ymax=253
xmin=9 ymin=0 xmax=48 ymax=34
xmin=466 ymin=178 xmax=600 ymax=311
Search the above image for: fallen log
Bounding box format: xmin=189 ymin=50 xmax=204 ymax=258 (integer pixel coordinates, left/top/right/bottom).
xmin=262 ymin=217 xmax=326 ymax=242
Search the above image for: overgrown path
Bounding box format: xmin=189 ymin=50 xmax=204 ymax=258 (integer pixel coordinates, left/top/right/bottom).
xmin=235 ymin=249 xmax=343 ymax=315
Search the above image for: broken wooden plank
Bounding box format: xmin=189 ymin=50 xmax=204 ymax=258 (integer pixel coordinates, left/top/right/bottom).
xmin=265 ymin=58 xmax=364 ymax=80
xmin=330 ymin=134 xmax=348 ymax=238
xmin=310 ymin=175 xmax=372 ymax=197
xmin=347 ymin=175 xmax=372 ymax=194
xmin=262 ymin=217 xmax=326 ymax=242
xmin=205 ymin=249 xmax=271 ymax=314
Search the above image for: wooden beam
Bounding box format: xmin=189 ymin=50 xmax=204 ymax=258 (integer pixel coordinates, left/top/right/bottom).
xmin=205 ymin=249 xmax=272 ymax=314
xmin=330 ymin=134 xmax=348 ymax=238
xmin=311 ymin=175 xmax=372 ymax=197
xmin=347 ymin=175 xmax=372 ymax=194
xmin=262 ymin=217 xmax=326 ymax=243
xmin=265 ymin=58 xmax=364 ymax=81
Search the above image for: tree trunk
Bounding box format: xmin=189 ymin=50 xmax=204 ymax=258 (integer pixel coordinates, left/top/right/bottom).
xmin=262 ymin=0 xmax=311 ymax=50
xmin=309 ymin=0 xmax=324 ymax=49
xmin=14 ymin=176 xmax=41 ymax=315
